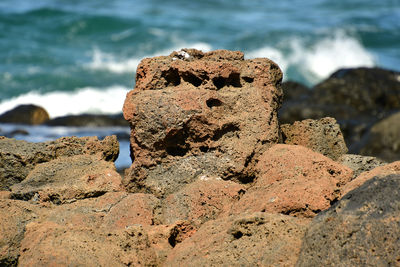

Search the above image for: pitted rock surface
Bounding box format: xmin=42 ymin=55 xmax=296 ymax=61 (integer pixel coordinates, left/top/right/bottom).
xmin=123 ymin=49 xmax=283 ymax=196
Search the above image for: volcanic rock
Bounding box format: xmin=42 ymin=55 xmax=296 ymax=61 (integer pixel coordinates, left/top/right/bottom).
xmin=0 ymin=104 xmax=49 ymax=125
xmin=0 ymin=135 xmax=119 ymax=190
xmin=11 ymin=154 xmax=123 ymax=204
xmin=297 ymin=174 xmax=400 ymax=266
xmin=281 ymin=117 xmax=348 ymax=160
xmin=339 ymin=154 xmax=386 ymax=179
xmin=159 ymin=178 xmax=245 ymax=227
xmin=0 ymin=200 xmax=40 ymax=266
xmin=45 ymin=113 xmax=128 ymax=127
xmin=342 ymin=161 xmax=400 ymax=196
xmin=18 ymin=222 xmax=158 ymax=267
xmin=165 ymin=212 xmax=310 ymax=266
xmin=359 ymin=111 xmax=400 ymax=162
xmin=230 ymin=144 xmax=353 ymax=218
xmin=122 ymin=49 xmax=283 ymax=196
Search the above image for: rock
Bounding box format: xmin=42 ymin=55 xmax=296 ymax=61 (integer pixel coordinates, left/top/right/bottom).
xmin=0 ymin=135 xmax=119 ymax=190
xmin=18 ymin=222 xmax=158 ymax=267
xmin=281 ymin=117 xmax=348 ymax=160
xmin=45 ymin=113 xmax=128 ymax=127
xmin=123 ymin=49 xmax=283 ymax=196
xmin=342 ymin=161 xmax=400 ymax=196
xmin=359 ymin=111 xmax=400 ymax=162
xmin=165 ymin=212 xmax=310 ymax=266
xmin=230 ymin=144 xmax=353 ymax=218
xmin=312 ymin=67 xmax=400 ymax=114
xmin=297 ymin=174 xmax=400 ymax=266
xmin=0 ymin=104 xmax=49 ymax=125
xmin=0 ymin=200 xmax=40 ymax=266
xmin=11 ymin=155 xmax=123 ymax=204
xmin=159 ymin=178 xmax=245 ymax=227
xmin=102 ymin=193 xmax=160 ymax=229
xmin=339 ymin=154 xmax=386 ymax=179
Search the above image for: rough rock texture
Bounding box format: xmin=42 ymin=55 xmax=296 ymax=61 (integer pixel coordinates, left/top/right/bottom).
xmin=11 ymin=155 xmax=123 ymax=204
xmin=281 ymin=117 xmax=348 ymax=160
xmin=0 ymin=200 xmax=40 ymax=266
xmin=230 ymin=144 xmax=353 ymax=218
xmin=297 ymin=175 xmax=400 ymax=266
xmin=342 ymin=161 xmax=400 ymax=196
xmin=165 ymin=212 xmax=310 ymax=267
xmin=18 ymin=222 xmax=158 ymax=267
xmin=0 ymin=135 xmax=119 ymax=190
xmin=339 ymin=154 xmax=386 ymax=179
xmin=123 ymin=49 xmax=283 ymax=196
xmin=359 ymin=111 xmax=400 ymax=162
xmin=159 ymin=178 xmax=245 ymax=226
xmin=0 ymin=104 xmax=49 ymax=125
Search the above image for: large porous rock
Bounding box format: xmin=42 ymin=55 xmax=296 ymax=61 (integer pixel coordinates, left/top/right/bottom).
xmin=165 ymin=212 xmax=310 ymax=266
xmin=18 ymin=222 xmax=158 ymax=267
xmin=230 ymin=144 xmax=353 ymax=218
xmin=359 ymin=111 xmax=400 ymax=162
xmin=0 ymin=104 xmax=49 ymax=125
xmin=159 ymin=178 xmax=245 ymax=227
xmin=339 ymin=154 xmax=386 ymax=179
xmin=297 ymin=174 xmax=400 ymax=266
xmin=281 ymin=117 xmax=348 ymax=160
xmin=0 ymin=200 xmax=40 ymax=266
xmin=11 ymin=155 xmax=123 ymax=204
xmin=342 ymin=161 xmax=400 ymax=196
xmin=123 ymin=49 xmax=283 ymax=196
xmin=0 ymin=135 xmax=119 ymax=190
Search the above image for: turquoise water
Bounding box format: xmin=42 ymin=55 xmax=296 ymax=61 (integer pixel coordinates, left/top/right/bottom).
xmin=0 ymin=0 xmax=399 ymax=116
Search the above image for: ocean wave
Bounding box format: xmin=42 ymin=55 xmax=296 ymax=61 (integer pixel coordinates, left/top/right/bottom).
xmin=85 ymin=42 xmax=212 ymax=74
xmin=0 ymin=86 xmax=129 ymax=118
xmin=246 ymin=31 xmax=376 ymax=84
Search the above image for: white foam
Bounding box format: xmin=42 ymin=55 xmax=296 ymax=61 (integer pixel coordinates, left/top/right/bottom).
xmin=246 ymin=31 xmax=376 ymax=84
xmin=0 ymin=86 xmax=129 ymax=118
xmin=86 ymin=42 xmax=212 ymax=74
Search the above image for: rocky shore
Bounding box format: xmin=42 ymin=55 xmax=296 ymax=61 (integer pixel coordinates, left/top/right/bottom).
xmin=1 ymin=49 xmax=399 ymax=266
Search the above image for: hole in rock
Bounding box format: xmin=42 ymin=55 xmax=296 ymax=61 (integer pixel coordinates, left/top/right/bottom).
xmin=242 ymin=76 xmax=254 ymax=83
xmin=212 ymin=73 xmax=242 ymax=89
xmin=232 ymin=231 xmax=243 ymax=239
xmin=212 ymin=123 xmax=240 ymax=141
xmin=164 ymin=129 xmax=189 ymax=156
xmin=181 ymin=72 xmax=203 ymax=87
xmin=199 ymin=146 xmax=209 ymax=152
xmin=163 ymin=68 xmax=181 ymax=86
xmin=206 ymin=98 xmax=222 ymax=108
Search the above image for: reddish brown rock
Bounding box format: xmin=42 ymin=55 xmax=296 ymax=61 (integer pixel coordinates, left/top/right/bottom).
xmin=297 ymin=175 xmax=400 ymax=266
xmin=0 ymin=135 xmax=119 ymax=190
xmin=281 ymin=117 xmax=348 ymax=160
xmin=18 ymin=222 xmax=158 ymax=267
xmin=165 ymin=212 xmax=310 ymax=266
xmin=0 ymin=104 xmax=49 ymax=125
xmin=230 ymin=144 xmax=353 ymax=217
xmin=11 ymin=155 xmax=123 ymax=204
xmin=123 ymin=49 xmax=283 ymax=196
xmin=342 ymin=161 xmax=400 ymax=196
xmin=0 ymin=200 xmax=40 ymax=266
xmin=159 ymin=178 xmax=245 ymax=227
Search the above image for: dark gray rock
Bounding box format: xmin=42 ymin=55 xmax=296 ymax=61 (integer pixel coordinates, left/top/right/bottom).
xmin=45 ymin=113 xmax=128 ymax=127
xmin=0 ymin=104 xmax=49 ymax=125
xmin=339 ymin=154 xmax=386 ymax=179
xmin=297 ymin=174 xmax=400 ymax=266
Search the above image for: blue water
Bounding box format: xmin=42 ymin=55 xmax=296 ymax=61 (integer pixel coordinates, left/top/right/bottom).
xmin=0 ymin=0 xmax=399 ymax=168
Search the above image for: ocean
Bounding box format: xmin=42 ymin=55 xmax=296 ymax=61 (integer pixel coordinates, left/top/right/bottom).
xmin=0 ymin=0 xmax=399 ymax=169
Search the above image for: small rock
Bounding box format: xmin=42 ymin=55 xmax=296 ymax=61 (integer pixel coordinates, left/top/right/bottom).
xmin=339 ymin=154 xmax=386 ymax=179
xmin=230 ymin=144 xmax=353 ymax=218
xmin=281 ymin=117 xmax=348 ymax=160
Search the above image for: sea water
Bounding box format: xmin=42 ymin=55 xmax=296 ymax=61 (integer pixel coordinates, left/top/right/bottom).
xmin=0 ymin=0 xmax=399 ymax=168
